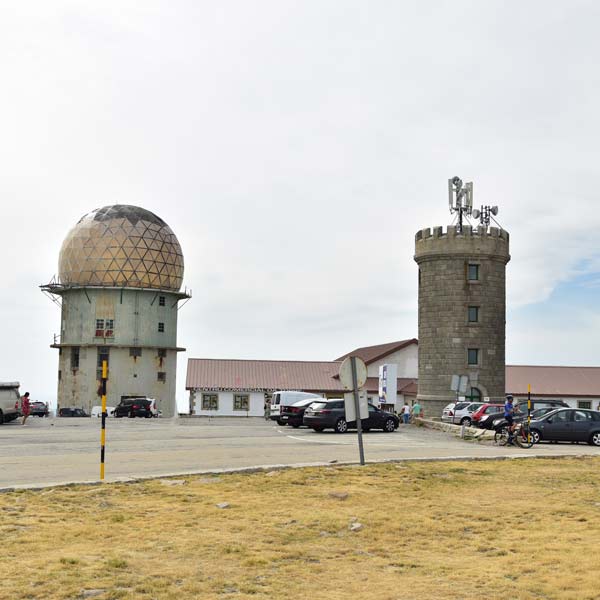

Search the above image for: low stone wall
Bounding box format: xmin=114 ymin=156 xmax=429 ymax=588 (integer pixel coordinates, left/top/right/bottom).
xmin=414 ymin=418 xmax=495 ymax=441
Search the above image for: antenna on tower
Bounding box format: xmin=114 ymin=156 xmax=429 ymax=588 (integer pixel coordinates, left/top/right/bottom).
xmin=448 ymin=176 xmax=473 ymax=232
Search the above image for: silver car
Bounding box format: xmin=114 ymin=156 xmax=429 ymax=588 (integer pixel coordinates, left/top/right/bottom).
xmin=441 ymin=401 xmax=484 ymax=426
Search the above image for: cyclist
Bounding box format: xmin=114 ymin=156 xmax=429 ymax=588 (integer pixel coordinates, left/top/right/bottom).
xmin=504 ymin=394 xmax=517 ymax=444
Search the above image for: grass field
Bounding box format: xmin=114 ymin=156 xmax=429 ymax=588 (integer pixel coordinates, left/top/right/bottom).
xmin=2 ymin=457 xmax=599 ymax=600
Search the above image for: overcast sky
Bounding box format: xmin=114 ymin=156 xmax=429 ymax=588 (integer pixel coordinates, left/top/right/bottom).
xmin=1 ymin=1 xmax=598 ymax=409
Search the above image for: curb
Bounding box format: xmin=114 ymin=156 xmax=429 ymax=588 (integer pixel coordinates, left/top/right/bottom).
xmin=1 ymin=453 xmax=596 ymax=494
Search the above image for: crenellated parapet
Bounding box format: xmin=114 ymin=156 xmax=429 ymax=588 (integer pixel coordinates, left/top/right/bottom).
xmin=415 ymin=225 xmax=510 ymax=264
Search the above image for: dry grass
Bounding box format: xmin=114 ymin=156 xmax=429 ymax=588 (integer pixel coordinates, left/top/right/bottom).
xmin=1 ymin=457 xmax=600 ymax=600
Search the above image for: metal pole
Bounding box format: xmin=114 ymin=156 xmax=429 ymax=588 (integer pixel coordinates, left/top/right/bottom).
xmin=351 ymin=356 xmax=365 ymax=466
xmin=100 ymin=360 xmax=107 ymax=480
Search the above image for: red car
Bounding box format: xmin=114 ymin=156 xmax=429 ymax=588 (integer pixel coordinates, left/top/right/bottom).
xmin=471 ymin=403 xmax=504 ymax=428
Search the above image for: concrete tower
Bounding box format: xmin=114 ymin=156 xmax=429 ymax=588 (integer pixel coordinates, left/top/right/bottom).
xmin=42 ymin=205 xmax=190 ymax=417
xmin=414 ymin=209 xmax=510 ymax=416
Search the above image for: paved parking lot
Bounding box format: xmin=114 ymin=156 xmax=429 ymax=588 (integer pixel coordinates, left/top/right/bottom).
xmin=2 ymin=417 xmax=599 ymax=489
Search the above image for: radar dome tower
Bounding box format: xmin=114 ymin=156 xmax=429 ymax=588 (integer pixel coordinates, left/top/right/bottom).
xmin=41 ymin=205 xmax=191 ymax=417
xmin=414 ymin=178 xmax=510 ymax=415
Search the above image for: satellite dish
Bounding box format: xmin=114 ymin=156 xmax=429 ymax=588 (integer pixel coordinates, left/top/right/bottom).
xmin=490 ymin=206 xmax=499 ymax=216
xmin=472 ymin=209 xmax=480 ymax=219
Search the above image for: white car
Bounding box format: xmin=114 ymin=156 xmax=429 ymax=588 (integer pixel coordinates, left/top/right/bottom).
xmin=92 ymin=405 xmax=116 ymax=418
xmin=441 ymin=401 xmax=484 ymax=426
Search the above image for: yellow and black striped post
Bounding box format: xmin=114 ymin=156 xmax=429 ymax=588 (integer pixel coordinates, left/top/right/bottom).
xmin=527 ymin=384 xmax=532 ymax=444
xmin=100 ymin=360 xmax=108 ymax=480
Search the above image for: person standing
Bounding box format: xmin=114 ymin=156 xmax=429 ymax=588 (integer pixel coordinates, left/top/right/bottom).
xmin=21 ymin=392 xmax=31 ymax=426
xmin=402 ymin=402 xmax=411 ymax=424
xmin=412 ymin=400 xmax=422 ymax=421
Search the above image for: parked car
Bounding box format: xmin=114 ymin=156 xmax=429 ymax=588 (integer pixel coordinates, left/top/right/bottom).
xmin=0 ymin=382 xmax=21 ymax=424
xmin=441 ymin=401 xmax=484 ymax=426
xmin=279 ymin=397 xmax=322 ymax=428
xmin=29 ymin=401 xmax=49 ymax=417
xmin=527 ymin=409 xmax=600 ymax=445
xmin=114 ymin=398 xmax=155 ymax=418
xmin=270 ymin=391 xmax=323 ymax=424
xmin=472 ymin=403 xmax=504 ymax=428
xmin=92 ymin=406 xmax=116 ymax=418
xmin=303 ymin=400 xmax=399 ymax=433
xmin=58 ymin=407 xmax=89 ymax=417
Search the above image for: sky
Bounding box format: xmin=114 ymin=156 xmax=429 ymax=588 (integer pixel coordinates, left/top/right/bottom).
xmin=1 ymin=1 xmax=598 ymax=410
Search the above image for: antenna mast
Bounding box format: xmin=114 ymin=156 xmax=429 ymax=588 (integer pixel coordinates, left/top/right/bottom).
xmin=448 ymin=176 xmax=473 ymax=233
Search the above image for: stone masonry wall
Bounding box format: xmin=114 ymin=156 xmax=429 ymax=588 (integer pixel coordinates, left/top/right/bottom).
xmin=414 ymin=225 xmax=510 ymax=416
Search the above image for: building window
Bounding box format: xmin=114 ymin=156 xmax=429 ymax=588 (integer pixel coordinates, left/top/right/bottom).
xmin=159 ymin=296 xmax=166 ymax=306
xmin=467 ymin=348 xmax=479 ymax=366
xmin=157 ymin=372 xmax=166 ymax=383
xmin=129 ymin=347 xmax=142 ymax=358
xmin=158 ymin=322 xmax=165 ymax=333
xmin=468 ymin=306 xmax=479 ymax=323
xmin=58 ymin=369 xmax=61 ymax=381
xmin=95 ymin=319 xmax=104 ymax=337
xmin=233 ymin=394 xmax=250 ymax=411
xmin=578 ymin=401 xmax=591 ymax=409
xmin=70 ymin=347 xmax=80 ymax=370
xmin=467 ymin=264 xmax=479 ymax=281
xmin=105 ymin=319 xmax=114 ymax=337
xmin=202 ymin=394 xmax=218 ymax=410
xmin=96 ymin=348 xmax=110 ymax=380
xmin=157 ymin=348 xmax=167 ymax=358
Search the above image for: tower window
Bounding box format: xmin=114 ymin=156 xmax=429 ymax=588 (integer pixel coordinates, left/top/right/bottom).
xmin=158 ymin=322 xmax=165 ymax=333
xmin=97 ymin=348 xmax=110 ymax=380
xmin=129 ymin=347 xmax=142 ymax=358
xmin=159 ymin=296 xmax=166 ymax=306
xmin=467 ymin=264 xmax=479 ymax=281
xmin=467 ymin=348 xmax=479 ymax=366
xmin=468 ymin=306 xmax=479 ymax=323
xmin=157 ymin=372 xmax=166 ymax=382
xmin=95 ymin=319 xmax=104 ymax=337
xmin=70 ymin=347 xmax=80 ymax=370
xmin=105 ymin=319 xmax=114 ymax=337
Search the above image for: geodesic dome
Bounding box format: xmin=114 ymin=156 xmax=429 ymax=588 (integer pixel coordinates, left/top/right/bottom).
xmin=58 ymin=205 xmax=184 ymax=291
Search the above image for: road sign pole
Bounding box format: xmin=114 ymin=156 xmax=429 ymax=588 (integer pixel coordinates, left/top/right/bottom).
xmin=351 ymin=356 xmax=365 ymax=466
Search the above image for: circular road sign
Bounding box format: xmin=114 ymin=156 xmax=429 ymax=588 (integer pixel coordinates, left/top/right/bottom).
xmin=339 ymin=356 xmax=368 ymax=391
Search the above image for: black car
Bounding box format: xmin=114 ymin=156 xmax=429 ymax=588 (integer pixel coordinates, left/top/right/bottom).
xmin=58 ymin=407 xmax=89 ymax=417
xmin=30 ymin=401 xmax=49 ymax=417
xmin=303 ymin=400 xmax=399 ymax=433
xmin=279 ymin=398 xmax=322 ymax=428
xmin=528 ymin=409 xmax=600 ymax=445
xmin=114 ymin=398 xmax=154 ymax=418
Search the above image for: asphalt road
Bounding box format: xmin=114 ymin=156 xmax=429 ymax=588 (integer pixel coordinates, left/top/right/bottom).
xmin=1 ymin=416 xmax=599 ymax=489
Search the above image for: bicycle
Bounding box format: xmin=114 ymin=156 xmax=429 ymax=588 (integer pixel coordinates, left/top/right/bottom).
xmin=494 ymin=420 xmax=535 ymax=448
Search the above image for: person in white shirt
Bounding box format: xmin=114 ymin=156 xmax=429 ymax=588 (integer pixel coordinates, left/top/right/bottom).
xmin=402 ymin=402 xmax=411 ymax=424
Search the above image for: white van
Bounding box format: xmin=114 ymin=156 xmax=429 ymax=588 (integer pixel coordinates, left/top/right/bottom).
xmin=270 ymin=391 xmax=323 ymax=424
xmin=0 ymin=382 xmax=21 ymax=424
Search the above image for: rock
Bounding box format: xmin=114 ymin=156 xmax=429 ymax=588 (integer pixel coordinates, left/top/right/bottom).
xmin=328 ymin=492 xmax=349 ymax=500
xmin=265 ymin=471 xmax=280 ymax=477
xmin=81 ymin=590 xmax=106 ymax=598
xmin=216 ymin=502 xmax=230 ymax=509
xmin=159 ymin=479 xmax=187 ymax=486
xmin=349 ymin=522 xmax=363 ymax=532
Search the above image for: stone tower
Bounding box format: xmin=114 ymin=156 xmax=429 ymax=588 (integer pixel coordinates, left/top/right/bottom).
xmin=414 ymin=223 xmax=510 ymax=415
xmin=42 ymin=205 xmax=190 ymax=417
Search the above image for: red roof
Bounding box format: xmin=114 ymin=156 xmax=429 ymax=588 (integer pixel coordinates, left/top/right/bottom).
xmin=335 ymin=339 xmax=418 ymax=364
xmin=364 ymin=377 xmax=418 ymax=395
xmin=186 ymin=359 xmax=346 ymax=393
xmin=506 ymin=365 xmax=600 ymax=397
